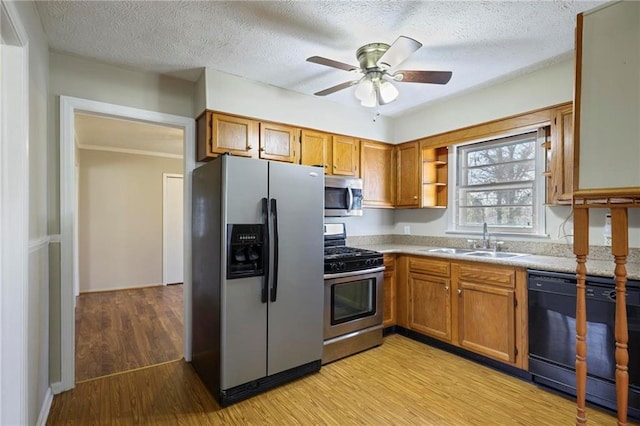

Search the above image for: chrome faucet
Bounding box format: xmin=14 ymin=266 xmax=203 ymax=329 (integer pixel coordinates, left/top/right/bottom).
xmin=482 ymin=222 xmax=490 ymax=249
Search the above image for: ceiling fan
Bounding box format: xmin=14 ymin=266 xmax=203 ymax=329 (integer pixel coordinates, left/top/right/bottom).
xmin=307 ymin=36 xmax=452 ymax=108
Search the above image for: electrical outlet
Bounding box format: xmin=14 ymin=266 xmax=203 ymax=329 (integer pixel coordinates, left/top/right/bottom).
xmin=403 ymin=226 xmax=411 ymax=235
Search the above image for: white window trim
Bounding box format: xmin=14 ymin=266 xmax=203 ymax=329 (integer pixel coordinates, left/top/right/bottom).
xmin=447 ymin=128 xmax=548 ymax=238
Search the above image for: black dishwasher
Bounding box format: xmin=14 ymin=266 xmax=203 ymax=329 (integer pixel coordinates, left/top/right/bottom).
xmin=528 ymin=269 xmax=640 ymax=418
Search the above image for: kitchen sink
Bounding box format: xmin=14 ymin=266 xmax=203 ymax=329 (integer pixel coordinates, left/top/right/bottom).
xmin=463 ymin=251 xmax=529 ymax=258
xmin=421 ymin=248 xmax=475 ymax=254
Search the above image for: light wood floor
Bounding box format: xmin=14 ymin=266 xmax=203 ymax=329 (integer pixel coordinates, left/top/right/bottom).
xmin=50 ymin=334 xmax=625 ymax=425
xmin=75 ymin=284 xmax=183 ymax=382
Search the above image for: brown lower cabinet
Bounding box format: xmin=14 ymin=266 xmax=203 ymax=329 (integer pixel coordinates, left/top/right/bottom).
xmin=394 ymin=255 xmax=528 ymax=370
xmin=382 ymin=254 xmax=396 ymax=327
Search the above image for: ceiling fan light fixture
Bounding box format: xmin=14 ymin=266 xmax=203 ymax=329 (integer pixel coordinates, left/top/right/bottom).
xmin=378 ymin=80 xmax=399 ymax=104
xmin=354 ymin=78 xmax=374 ymax=102
xmin=360 ymin=93 xmax=377 ymax=108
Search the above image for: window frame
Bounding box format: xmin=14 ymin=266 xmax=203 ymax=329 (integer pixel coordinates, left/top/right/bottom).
xmin=447 ymin=128 xmax=547 ymax=237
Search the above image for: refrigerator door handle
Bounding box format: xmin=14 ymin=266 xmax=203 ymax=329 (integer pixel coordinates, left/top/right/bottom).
xmin=270 ymin=198 xmax=279 ymax=302
xmin=261 ymin=197 xmax=270 ymax=303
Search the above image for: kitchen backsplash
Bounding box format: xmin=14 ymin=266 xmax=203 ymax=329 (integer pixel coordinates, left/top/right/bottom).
xmin=347 ymin=234 xmax=640 ymax=264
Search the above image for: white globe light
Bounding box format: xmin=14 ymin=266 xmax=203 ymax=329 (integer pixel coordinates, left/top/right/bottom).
xmin=355 ymin=78 xmax=374 ymax=102
xmin=378 ymin=80 xmax=399 ymax=104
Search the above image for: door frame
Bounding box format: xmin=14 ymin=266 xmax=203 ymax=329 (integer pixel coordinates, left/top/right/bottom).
xmin=60 ymin=96 xmax=195 ymax=392
xmin=163 ymin=173 xmax=184 ymax=285
xmin=0 ymin=1 xmax=29 ymax=423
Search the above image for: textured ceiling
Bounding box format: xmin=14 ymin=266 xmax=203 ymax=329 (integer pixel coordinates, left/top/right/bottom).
xmin=36 ymin=0 xmax=608 ymax=117
xmin=75 ymin=113 xmax=184 ymax=157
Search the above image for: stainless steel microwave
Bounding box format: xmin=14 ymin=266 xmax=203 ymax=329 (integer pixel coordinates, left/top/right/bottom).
xmin=324 ymin=176 xmax=363 ymax=217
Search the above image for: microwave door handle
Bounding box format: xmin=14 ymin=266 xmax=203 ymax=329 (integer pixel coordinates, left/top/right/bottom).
xmin=346 ymin=187 xmax=353 ymax=212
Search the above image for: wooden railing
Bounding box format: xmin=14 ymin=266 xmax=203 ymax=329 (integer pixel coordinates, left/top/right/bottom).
xmin=573 ymin=189 xmax=640 ymax=425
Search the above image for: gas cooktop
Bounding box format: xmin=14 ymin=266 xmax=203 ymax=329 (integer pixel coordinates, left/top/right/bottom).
xmin=323 ymin=223 xmax=383 ymax=275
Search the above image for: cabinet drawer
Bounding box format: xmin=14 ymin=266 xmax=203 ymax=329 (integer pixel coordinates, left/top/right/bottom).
xmin=459 ymin=265 xmax=515 ymax=288
xmin=409 ymin=257 xmax=450 ymax=277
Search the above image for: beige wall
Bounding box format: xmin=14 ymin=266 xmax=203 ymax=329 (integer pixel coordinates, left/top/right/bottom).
xmin=78 ymin=150 xmax=182 ymax=292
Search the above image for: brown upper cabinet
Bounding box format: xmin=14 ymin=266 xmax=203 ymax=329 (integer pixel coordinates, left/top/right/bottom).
xmin=300 ymin=129 xmax=331 ymax=175
xmin=361 ymin=140 xmax=395 ymax=208
xmin=197 ymin=111 xmax=299 ymax=164
xmin=421 ymin=145 xmax=448 ymax=208
xmin=259 ymin=122 xmax=299 ymax=163
xmin=332 ymin=135 xmax=360 ymax=176
xmin=548 ymin=104 xmax=574 ymax=204
xmin=396 ymin=142 xmax=421 ymax=207
xmin=197 ymin=111 xmax=258 ymax=161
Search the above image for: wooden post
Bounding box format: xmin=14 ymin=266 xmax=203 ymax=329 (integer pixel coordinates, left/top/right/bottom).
xmin=611 ymin=208 xmax=629 ymax=425
xmin=574 ymin=207 xmax=589 ymax=425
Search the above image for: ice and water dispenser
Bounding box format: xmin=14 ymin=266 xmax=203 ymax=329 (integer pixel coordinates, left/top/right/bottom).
xmin=226 ymin=224 xmax=265 ymax=279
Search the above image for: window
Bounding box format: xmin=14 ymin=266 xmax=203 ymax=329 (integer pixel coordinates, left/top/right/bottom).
xmin=451 ymin=130 xmax=545 ymax=235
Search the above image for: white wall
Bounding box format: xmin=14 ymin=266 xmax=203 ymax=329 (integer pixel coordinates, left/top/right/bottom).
xmin=203 ymin=68 xmax=393 ymax=142
xmin=393 ymin=57 xmax=575 ymax=142
xmin=2 ymin=1 xmax=52 ymax=424
xmin=324 ymin=209 xmax=395 ymax=236
xmin=78 ymin=150 xmax=183 ymax=292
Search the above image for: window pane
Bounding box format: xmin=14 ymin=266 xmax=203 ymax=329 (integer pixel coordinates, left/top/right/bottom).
xmin=466 ymin=160 xmax=535 ymax=185
xmin=460 ymin=187 xmax=532 ymax=207
xmin=459 ymin=206 xmax=534 ymax=228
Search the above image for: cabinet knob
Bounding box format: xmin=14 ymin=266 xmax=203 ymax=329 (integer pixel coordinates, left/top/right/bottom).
xmin=445 ymin=286 xmax=449 ymax=292
xmin=413 ymin=195 xmax=418 ymax=200
xmin=457 ymin=289 xmax=463 ymax=295
xmin=334 ymin=165 xmax=337 ymax=169
xmin=260 ymin=147 xmax=265 ymax=151
xmin=248 ymin=145 xmax=253 ymax=150
xmin=325 ymin=164 xmax=329 ymax=168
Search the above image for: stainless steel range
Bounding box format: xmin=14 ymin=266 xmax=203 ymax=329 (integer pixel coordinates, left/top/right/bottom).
xmin=322 ymin=223 xmax=384 ymax=364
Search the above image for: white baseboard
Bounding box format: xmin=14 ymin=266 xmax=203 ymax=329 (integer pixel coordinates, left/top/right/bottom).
xmin=50 ymin=381 xmax=64 ymax=394
xmin=36 ymin=387 xmax=53 ymax=426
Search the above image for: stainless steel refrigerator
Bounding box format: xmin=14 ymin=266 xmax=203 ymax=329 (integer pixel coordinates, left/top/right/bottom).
xmin=191 ymin=154 xmax=324 ymax=406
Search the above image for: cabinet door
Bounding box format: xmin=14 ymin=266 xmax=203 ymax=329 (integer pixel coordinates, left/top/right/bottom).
xmin=361 ymin=141 xmax=395 ymax=208
xmin=550 ymin=105 xmax=574 ymax=204
xmin=458 ymin=281 xmax=516 ymax=363
xmin=259 ymin=122 xmax=298 ymax=163
xmin=409 ymin=272 xmax=452 ymax=342
xmin=383 ymin=270 xmax=396 ymax=327
xmin=396 ymin=142 xmax=420 ymax=207
xmin=211 ymin=113 xmax=259 ymax=158
xmin=332 ymin=135 xmax=359 ymax=176
xmin=300 ymin=129 xmax=330 ymax=174
xmin=382 ymin=254 xmax=396 ymax=327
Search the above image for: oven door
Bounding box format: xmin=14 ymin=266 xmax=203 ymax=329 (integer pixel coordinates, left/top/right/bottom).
xmin=324 ymin=267 xmax=383 ymax=340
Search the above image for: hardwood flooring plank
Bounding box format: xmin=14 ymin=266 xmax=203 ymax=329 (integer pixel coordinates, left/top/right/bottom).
xmin=51 ymin=334 xmax=628 ymax=425
xmin=75 ymin=285 xmax=184 ymax=382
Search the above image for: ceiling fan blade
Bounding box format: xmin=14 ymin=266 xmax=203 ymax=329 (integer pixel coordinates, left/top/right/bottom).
xmin=377 ymin=36 xmax=422 ymax=69
xmin=392 ymin=70 xmax=453 ymax=85
xmin=307 ymin=56 xmax=359 ymax=72
xmin=314 ymin=80 xmax=359 ymax=96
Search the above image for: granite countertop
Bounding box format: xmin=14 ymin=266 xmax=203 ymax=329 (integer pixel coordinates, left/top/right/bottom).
xmin=351 ymin=243 xmax=640 ymax=281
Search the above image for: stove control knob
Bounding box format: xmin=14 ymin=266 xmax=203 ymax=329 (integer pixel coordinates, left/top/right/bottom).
xmin=330 ymin=263 xmax=338 ymax=271
xmin=376 ymin=258 xmax=383 ymax=265
xmin=340 ymin=262 xmax=346 ymax=270
xmin=365 ymin=259 xmax=372 ymax=266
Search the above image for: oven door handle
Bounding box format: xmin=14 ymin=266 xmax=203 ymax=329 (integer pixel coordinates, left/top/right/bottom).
xmin=324 ymin=266 xmax=385 ymax=280
xmin=260 ymin=197 xmax=269 ymax=304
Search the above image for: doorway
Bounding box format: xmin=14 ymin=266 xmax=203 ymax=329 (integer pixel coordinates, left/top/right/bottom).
xmin=75 ymin=113 xmax=186 ymax=381
xmin=59 ymin=96 xmax=195 ymax=391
